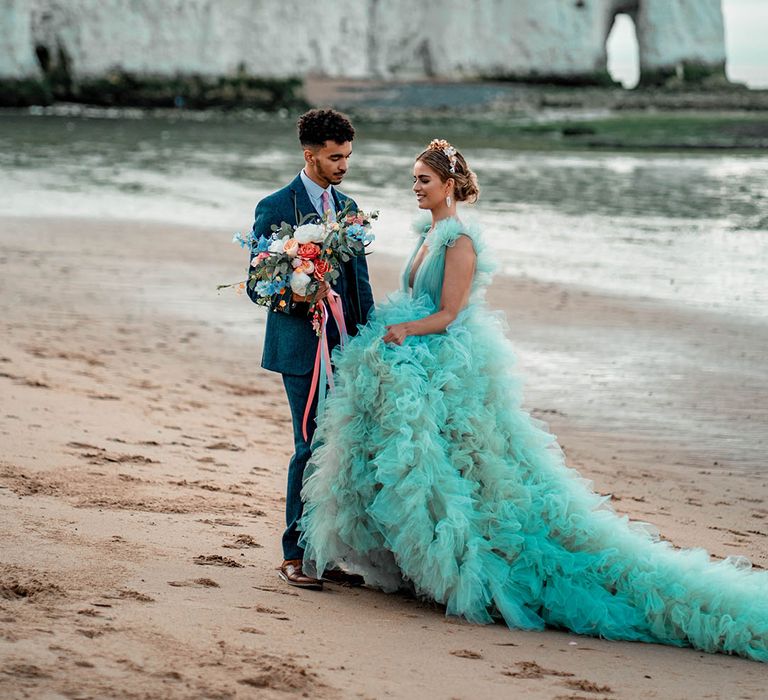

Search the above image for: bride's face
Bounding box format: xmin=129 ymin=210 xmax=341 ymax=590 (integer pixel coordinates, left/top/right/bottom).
xmin=413 ymin=160 xmax=450 ymax=210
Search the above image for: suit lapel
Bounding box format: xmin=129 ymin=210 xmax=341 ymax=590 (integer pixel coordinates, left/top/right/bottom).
xmin=333 ymin=189 xmax=356 ymax=219
xmin=288 ymin=174 xmax=319 ymax=225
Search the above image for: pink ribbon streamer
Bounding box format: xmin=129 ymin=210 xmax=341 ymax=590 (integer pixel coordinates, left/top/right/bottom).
xmin=302 ymin=290 xmax=348 ymax=441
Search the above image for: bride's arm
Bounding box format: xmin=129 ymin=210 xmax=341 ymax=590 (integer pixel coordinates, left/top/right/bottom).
xmin=383 ymin=235 xmax=476 ymax=344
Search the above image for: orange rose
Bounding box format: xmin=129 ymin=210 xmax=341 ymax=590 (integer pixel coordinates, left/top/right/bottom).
xmin=297 ymin=243 xmax=320 ymax=259
xmin=313 ymin=259 xmax=331 ymax=280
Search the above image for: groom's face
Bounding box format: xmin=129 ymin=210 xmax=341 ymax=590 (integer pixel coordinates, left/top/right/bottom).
xmin=304 ymin=140 xmax=353 ymax=187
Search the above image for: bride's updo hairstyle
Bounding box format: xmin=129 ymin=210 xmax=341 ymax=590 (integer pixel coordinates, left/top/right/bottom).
xmin=416 ymin=139 xmax=480 ymax=203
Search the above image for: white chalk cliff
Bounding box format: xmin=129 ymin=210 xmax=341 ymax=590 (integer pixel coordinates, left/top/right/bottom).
xmin=0 ymin=0 xmax=727 ymax=85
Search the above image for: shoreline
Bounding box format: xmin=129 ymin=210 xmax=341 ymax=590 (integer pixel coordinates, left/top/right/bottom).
xmin=1 ymin=215 xmax=766 ymax=698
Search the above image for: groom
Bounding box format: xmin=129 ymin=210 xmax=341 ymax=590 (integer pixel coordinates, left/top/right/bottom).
xmin=247 ymin=109 xmax=374 ymax=589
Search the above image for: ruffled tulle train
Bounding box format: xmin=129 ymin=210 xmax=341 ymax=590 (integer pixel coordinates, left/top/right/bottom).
xmin=298 ymin=218 xmax=768 ymax=662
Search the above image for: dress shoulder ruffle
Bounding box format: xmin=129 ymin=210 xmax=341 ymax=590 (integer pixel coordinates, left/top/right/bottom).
xmin=424 ymin=215 xmax=496 ymax=293
xmin=410 ymin=212 xmax=432 ymax=237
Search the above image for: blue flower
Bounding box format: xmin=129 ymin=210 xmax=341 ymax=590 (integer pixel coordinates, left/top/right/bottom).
xmin=346 ymin=224 xmax=364 ymax=240
xmin=255 ymin=235 xmax=271 ymax=253
xmin=273 ymin=272 xmax=290 ymax=296
xmin=255 ymin=280 xmax=273 ymax=297
xmin=232 ymin=232 xmax=248 ymax=248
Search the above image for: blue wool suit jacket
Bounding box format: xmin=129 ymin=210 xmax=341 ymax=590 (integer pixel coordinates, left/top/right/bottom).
xmin=247 ymin=173 xmax=374 ymax=376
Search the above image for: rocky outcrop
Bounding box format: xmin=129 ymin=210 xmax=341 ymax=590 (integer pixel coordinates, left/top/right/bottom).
xmin=635 ymin=0 xmax=726 ymax=85
xmin=0 ymin=0 xmax=728 ymax=104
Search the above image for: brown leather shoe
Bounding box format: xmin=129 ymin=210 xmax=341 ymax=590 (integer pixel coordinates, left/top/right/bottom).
xmin=278 ymin=559 xmax=323 ymax=590
xmin=321 ymin=568 xmax=364 ymax=587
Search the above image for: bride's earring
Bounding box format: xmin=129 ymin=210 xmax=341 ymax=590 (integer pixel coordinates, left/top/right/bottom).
xmin=446 ymin=194 xmax=452 ymax=207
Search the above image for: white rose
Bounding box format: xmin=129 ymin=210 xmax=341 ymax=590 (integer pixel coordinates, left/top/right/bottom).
xmin=269 ymin=235 xmax=288 ymax=253
xmin=290 ymin=271 xmax=311 ymax=296
xmin=294 ymin=223 xmax=325 ymax=244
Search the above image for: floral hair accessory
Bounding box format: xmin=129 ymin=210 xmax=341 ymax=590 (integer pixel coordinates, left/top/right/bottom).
xmin=428 ymin=138 xmax=458 ymax=174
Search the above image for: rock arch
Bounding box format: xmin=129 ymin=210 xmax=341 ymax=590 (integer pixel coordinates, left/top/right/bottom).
xmin=605 ymin=7 xmax=640 ymax=88
xmin=603 ymin=0 xmax=727 ymax=87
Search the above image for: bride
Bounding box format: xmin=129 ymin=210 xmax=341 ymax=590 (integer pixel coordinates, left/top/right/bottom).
xmin=298 ymin=139 xmax=768 ymax=662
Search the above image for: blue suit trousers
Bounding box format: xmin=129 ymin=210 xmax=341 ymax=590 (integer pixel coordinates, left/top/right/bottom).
xmin=281 ymin=371 xmax=319 ymax=560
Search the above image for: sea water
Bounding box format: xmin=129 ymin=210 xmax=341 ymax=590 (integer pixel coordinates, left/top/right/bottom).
xmin=1 ymin=110 xmax=767 ymax=319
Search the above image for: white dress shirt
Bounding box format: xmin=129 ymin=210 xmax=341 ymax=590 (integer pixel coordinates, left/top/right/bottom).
xmin=300 ymin=169 xmax=336 ymax=222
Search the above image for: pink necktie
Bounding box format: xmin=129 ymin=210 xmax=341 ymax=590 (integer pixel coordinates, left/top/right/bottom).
xmin=321 ymin=190 xmax=336 ymax=223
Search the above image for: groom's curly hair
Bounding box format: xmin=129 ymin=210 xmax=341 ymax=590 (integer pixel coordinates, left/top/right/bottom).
xmin=298 ymin=109 xmax=355 ymax=148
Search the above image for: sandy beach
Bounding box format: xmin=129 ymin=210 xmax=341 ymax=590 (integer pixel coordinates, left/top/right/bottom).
xmin=1 ymin=215 xmax=767 ymax=699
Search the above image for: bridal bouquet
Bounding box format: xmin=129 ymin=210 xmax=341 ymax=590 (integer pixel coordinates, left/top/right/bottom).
xmin=225 ymin=203 xmax=377 ymax=440
xmin=226 ymin=203 xmax=377 ymax=335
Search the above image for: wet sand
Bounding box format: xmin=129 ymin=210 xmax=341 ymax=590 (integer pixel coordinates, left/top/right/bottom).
xmin=1 ymin=216 xmax=766 ymax=699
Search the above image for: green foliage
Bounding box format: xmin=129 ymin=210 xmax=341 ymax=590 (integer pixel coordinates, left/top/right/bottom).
xmin=488 ymin=70 xmax=618 ymax=88
xmin=0 ymin=78 xmax=52 ymax=107
xmin=357 ymin=110 xmax=768 ymax=152
xmin=1 ymin=64 xmax=307 ymax=111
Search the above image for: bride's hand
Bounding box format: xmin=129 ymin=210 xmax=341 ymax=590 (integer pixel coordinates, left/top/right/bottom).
xmin=383 ymin=323 xmax=410 ymax=345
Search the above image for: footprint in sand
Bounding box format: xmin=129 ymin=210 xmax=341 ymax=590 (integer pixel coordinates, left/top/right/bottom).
xmin=76 ymin=627 xmax=114 ymax=638
xmin=66 ymin=442 xmax=159 ymax=465
xmin=502 ymin=660 xmax=575 ymax=679
xmin=561 ymin=678 xmax=614 ymax=694
xmin=19 ymin=376 xmax=51 ymax=388
xmin=168 ymin=578 xmax=220 ymax=588
xmin=193 ymin=555 xmax=243 ymax=568
xmin=2 ymin=663 xmax=51 ymax=679
xmin=253 ymin=604 xmax=286 ymax=616
xmin=252 ymin=585 xmax=299 ymax=598
xmin=117 ymin=589 xmax=155 ymax=603
xmin=198 ymin=518 xmax=242 ymax=528
xmin=205 ymin=441 xmax=244 ymax=452
xmin=237 ymin=654 xmax=321 ymax=692
xmin=86 ymin=392 xmax=121 ymax=401
xmin=223 ymin=534 xmax=261 ymax=549
xmin=0 ymin=573 xmax=65 ymax=601
xmin=450 ymin=649 xmax=483 ymax=659
xmin=212 ymin=379 xmax=269 ymax=397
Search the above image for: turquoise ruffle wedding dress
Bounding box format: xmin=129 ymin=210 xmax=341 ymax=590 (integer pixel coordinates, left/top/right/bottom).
xmin=298 ymin=215 xmax=768 ymax=662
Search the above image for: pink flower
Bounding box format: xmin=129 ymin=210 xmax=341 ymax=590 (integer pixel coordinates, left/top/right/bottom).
xmin=292 ymin=258 xmax=315 ymax=275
